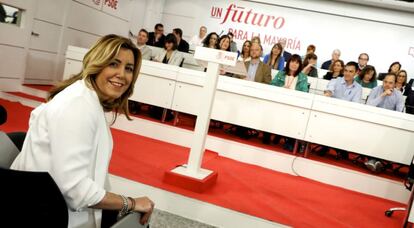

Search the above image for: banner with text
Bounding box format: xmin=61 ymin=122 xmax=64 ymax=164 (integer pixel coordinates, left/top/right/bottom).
xmin=193 ymin=0 xmax=414 ymax=75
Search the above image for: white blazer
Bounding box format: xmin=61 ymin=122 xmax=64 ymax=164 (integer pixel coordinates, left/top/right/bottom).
xmin=11 ymin=80 xmax=113 ymax=228
xmin=153 ymin=49 xmax=183 ymax=66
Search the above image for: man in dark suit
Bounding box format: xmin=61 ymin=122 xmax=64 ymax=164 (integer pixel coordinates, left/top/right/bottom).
xmin=147 ymin=23 xmax=165 ymax=47
xmin=172 ymin=28 xmax=189 ymax=53
xmin=321 ymin=49 xmax=341 ymax=70
xmin=280 ymin=39 xmax=292 ymax=63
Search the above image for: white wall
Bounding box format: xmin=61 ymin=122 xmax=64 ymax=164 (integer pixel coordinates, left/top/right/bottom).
xmin=0 ymin=0 xmax=35 ymax=90
xmin=0 ymin=0 xmax=149 ymax=86
xmin=160 ymin=0 xmax=414 ymax=79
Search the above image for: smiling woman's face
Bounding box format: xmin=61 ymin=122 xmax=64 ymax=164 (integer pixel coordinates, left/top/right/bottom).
xmin=95 ymin=48 xmax=135 ymax=101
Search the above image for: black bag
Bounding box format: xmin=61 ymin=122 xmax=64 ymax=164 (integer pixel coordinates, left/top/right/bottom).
xmin=405 ymin=79 xmax=414 ymax=114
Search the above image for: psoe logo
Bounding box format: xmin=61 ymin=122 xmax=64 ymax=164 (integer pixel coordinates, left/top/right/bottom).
xmin=409 ymin=47 xmax=414 ymax=58
xmin=216 ymin=52 xmax=224 ymax=60
xmin=104 ymin=0 xmax=118 ymax=9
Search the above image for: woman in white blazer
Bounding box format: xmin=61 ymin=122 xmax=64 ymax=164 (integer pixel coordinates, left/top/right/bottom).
xmin=11 ymin=34 xmax=154 ymax=228
xmin=153 ymin=33 xmax=183 ymax=66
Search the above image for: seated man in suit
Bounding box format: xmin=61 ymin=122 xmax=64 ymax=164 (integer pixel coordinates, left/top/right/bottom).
xmin=136 ymin=29 xmax=152 ymax=60
xmin=364 ymin=73 xmax=404 ymax=171
xmin=172 ymin=28 xmax=189 ymax=53
xmin=279 ymin=39 xmax=291 ymax=63
xmin=238 ymin=42 xmax=271 ymax=83
xmin=147 ymin=23 xmax=165 ymax=48
xmin=321 ymin=49 xmax=341 ymax=70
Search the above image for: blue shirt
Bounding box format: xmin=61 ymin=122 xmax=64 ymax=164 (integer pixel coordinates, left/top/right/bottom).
xmin=367 ymin=86 xmax=404 ymax=112
xmin=263 ymin=54 xmax=285 ymax=70
xmin=326 ymin=77 xmax=362 ymax=103
xmin=247 ymin=61 xmax=259 ymax=82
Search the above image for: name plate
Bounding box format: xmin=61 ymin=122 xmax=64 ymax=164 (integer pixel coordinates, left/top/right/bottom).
xmin=194 ymin=46 xmax=237 ymax=66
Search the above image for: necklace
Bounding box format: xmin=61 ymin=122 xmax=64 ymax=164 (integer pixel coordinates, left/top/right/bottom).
xmin=285 ymin=75 xmax=295 ymax=89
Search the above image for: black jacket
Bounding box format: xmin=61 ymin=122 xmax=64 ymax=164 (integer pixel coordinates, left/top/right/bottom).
xmin=146 ymin=32 xmax=165 ymax=47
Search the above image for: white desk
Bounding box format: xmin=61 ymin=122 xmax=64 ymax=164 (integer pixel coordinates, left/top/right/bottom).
xmin=130 ymin=61 xmax=178 ymax=109
xmin=173 ymin=73 xmax=313 ymax=140
xmin=305 ymin=95 xmax=414 ymax=165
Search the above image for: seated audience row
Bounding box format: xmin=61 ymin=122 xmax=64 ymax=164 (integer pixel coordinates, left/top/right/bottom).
xmin=144 ymin=23 xmax=409 ymax=89
xmin=140 ymin=24 xmax=412 ymax=174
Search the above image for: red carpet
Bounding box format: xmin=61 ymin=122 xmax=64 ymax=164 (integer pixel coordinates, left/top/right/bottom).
xmin=133 ymin=108 xmax=408 ymax=182
xmin=0 ymin=99 xmax=32 ymax=132
xmin=6 ymin=92 xmax=46 ymax=103
xmin=23 ymin=84 xmax=53 ymax=92
xmin=109 ymin=128 xmax=406 ymax=228
xmin=0 ymin=98 xmax=407 ymax=227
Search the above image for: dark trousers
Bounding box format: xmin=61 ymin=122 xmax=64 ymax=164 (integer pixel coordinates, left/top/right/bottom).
xmin=262 ymin=132 xmax=281 ymax=144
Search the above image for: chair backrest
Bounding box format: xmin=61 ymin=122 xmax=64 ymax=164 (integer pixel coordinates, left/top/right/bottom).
xmin=0 ymin=104 xmax=6 ymax=125
xmin=0 ymin=131 xmax=20 ymax=169
xmin=0 ymin=168 xmax=68 ymax=227
xmin=179 ymin=57 xmax=185 ymax=67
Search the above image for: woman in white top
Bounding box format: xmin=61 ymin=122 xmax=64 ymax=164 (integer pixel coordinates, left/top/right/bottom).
xmin=153 ymin=33 xmax=183 ymax=66
xmin=11 ymin=34 xmax=154 ymax=228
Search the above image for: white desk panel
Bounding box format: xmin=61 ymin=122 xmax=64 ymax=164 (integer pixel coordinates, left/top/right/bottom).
xmin=310 ymin=95 xmax=414 ymax=131
xmin=305 ymin=96 xmax=414 ymax=164
xmin=176 ymin=68 xmax=206 ymax=85
xmin=131 ymin=74 xmax=176 ymax=109
xmin=212 ymin=90 xmax=311 ymax=140
xmin=315 ymin=78 xmax=329 ymax=92
xmin=140 ymin=60 xmax=179 ymax=81
xmin=172 ymin=76 xmax=313 ymax=139
xmin=173 ymin=82 xmax=202 ymax=114
xmin=305 ymin=110 xmax=414 ymax=164
xmin=308 ymin=77 xmax=318 ymax=91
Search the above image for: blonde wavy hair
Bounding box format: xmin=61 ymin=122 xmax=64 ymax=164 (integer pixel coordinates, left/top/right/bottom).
xmin=48 ymin=34 xmax=142 ymax=122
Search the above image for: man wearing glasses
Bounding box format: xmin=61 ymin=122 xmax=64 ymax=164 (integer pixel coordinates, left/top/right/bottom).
xmin=147 ymin=23 xmax=165 ymax=48
xmin=357 ymin=53 xmax=369 ymax=74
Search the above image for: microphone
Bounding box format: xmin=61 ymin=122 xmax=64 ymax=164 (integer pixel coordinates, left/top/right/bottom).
xmin=0 ymin=105 xmax=7 ymax=125
xmin=218 ymin=30 xmax=224 ymax=36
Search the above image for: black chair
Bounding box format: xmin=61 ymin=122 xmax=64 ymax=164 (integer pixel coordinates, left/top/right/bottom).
xmin=179 ymin=58 xmax=185 ymax=68
xmin=0 ymin=106 xmax=68 ymax=227
xmin=0 ymin=168 xmax=68 ymax=227
xmin=385 ymin=160 xmax=414 ymax=227
xmin=0 ymin=104 xmax=6 ymax=125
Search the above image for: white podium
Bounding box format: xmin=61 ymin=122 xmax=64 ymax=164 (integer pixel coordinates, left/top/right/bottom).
xmin=163 ymin=47 xmax=238 ymax=192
